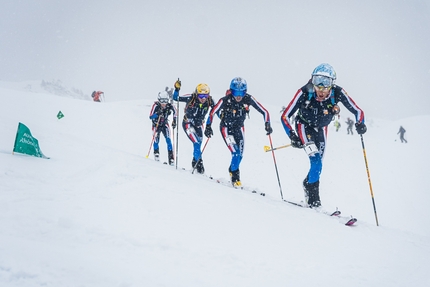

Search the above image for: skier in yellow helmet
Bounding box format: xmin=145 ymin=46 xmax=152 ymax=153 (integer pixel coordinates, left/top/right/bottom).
xmin=172 ymin=80 xmax=215 ymax=173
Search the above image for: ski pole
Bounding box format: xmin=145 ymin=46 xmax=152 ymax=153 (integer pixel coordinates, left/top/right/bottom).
xmin=171 ymin=122 xmax=175 ymax=161
xmin=145 ymin=116 xmax=161 ymax=158
xmin=192 ymin=137 xmax=210 ymax=174
xmin=264 ymin=144 xmax=292 ymax=152
xmin=359 ymin=134 xmax=379 ymax=226
xmin=175 ymin=78 xmax=180 ymax=170
xmin=267 ymin=134 xmax=284 ymax=200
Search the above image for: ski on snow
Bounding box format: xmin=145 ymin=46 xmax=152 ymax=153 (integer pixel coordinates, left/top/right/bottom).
xmin=206 ymin=176 xmax=266 ymax=197
xmin=157 ymin=160 xmax=356 ymax=226
xmin=283 ymin=199 xmax=357 ymax=226
xmin=160 ymin=162 xmax=264 ymax=196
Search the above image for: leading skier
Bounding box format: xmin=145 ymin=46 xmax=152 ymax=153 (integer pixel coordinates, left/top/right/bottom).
xmin=281 ymin=63 xmax=367 ymax=208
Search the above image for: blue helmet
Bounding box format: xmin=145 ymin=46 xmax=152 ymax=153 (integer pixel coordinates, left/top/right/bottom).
xmin=311 ymin=63 xmax=336 ymax=88
xmin=230 ymin=77 xmax=247 ymax=97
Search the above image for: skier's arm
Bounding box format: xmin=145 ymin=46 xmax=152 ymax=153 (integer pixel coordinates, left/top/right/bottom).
xmin=149 ymin=103 xmax=158 ymax=120
xmin=281 ymin=89 xmax=302 ymax=136
xmin=206 ymin=97 xmax=225 ymax=125
xmin=247 ymin=95 xmax=272 ymax=134
xmin=338 ymin=88 xmax=365 ymax=124
xmin=173 ymin=90 xmax=193 ymax=103
xmin=171 ymin=104 xmax=177 ymax=120
xmin=248 ymin=95 xmax=270 ymax=123
xmin=172 ymin=89 xmax=179 ymax=101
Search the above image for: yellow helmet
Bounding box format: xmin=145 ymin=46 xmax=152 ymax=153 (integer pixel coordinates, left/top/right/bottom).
xmin=195 ymin=83 xmax=210 ymax=95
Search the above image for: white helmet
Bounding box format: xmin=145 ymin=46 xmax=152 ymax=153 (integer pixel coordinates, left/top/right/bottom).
xmin=311 ymin=63 xmax=336 ymax=87
xmin=157 ymin=91 xmax=170 ymax=104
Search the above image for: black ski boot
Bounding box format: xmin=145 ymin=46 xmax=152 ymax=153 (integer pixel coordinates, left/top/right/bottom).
xmin=196 ymin=159 xmax=205 ymax=174
xmin=168 ymin=150 xmax=174 ymax=166
xmin=303 ymin=178 xmax=321 ymax=208
xmin=191 ymin=158 xmax=204 ymax=174
xmin=154 ymin=148 xmax=160 ymax=161
xmin=229 ymin=167 xmax=241 ymax=187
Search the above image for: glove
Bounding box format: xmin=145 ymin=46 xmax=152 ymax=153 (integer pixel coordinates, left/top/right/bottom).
xmin=174 ymin=79 xmax=181 ymax=90
xmin=289 ymin=131 xmax=303 ymax=148
xmin=172 ymin=118 xmax=177 ymax=129
xmin=204 ymin=124 xmax=213 ymax=138
xmin=355 ymin=122 xmax=367 ymax=134
xmin=265 ymin=122 xmax=273 ymax=135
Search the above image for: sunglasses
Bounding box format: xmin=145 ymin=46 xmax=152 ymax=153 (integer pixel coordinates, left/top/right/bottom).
xmin=198 ymin=94 xmax=209 ymax=99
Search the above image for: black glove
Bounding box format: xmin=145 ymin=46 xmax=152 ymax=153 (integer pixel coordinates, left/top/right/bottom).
xmin=174 ymin=79 xmax=181 ymax=90
xmin=172 ymin=118 xmax=177 ymax=129
xmin=204 ymin=124 xmax=213 ymax=138
xmin=265 ymin=122 xmax=273 ymax=135
xmin=355 ymin=122 xmax=367 ymax=135
xmin=289 ymin=131 xmax=303 ymax=148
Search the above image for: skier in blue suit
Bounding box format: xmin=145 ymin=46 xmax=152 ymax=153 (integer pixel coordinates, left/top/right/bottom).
xmin=281 ymin=63 xmax=367 ymax=208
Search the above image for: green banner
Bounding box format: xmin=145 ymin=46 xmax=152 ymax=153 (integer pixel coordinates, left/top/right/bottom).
xmin=13 ymin=122 xmax=49 ymax=159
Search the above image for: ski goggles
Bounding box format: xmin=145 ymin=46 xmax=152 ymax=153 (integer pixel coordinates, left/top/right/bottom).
xmin=197 ymin=93 xmax=209 ymax=99
xmin=159 ymin=98 xmax=169 ymax=104
xmin=314 ymin=85 xmax=332 ymax=92
xmin=312 ymin=75 xmax=334 ymax=88
xmin=231 ymin=89 xmax=246 ymax=97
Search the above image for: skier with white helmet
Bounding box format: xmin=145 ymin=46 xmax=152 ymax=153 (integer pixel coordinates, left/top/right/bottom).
xmin=205 ymin=77 xmax=272 ymax=187
xmin=149 ymin=91 xmax=177 ymax=165
xmin=281 ymin=63 xmax=366 ymax=208
xmin=172 ymin=80 xmax=215 ymax=174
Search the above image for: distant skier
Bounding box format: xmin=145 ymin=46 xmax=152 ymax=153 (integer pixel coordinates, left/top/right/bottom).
xmin=172 ymin=80 xmax=215 ymax=174
xmin=205 ymin=77 xmax=272 ymax=187
xmin=397 ymin=126 xmax=407 ymax=143
xmin=281 ymin=63 xmax=366 ymax=208
xmin=334 ymin=120 xmax=341 ymax=132
xmin=91 ymin=91 xmax=104 ymax=102
xmin=346 ymin=117 xmax=354 ymax=135
xmin=149 ymin=91 xmax=177 ymax=165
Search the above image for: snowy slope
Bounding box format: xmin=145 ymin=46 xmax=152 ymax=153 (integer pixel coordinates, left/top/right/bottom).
xmin=0 ymin=84 xmax=429 ymax=287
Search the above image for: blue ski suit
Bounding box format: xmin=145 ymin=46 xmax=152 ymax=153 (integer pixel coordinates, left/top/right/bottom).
xmin=281 ymin=82 xmax=365 ymax=183
xmin=149 ymin=101 xmax=177 ymax=152
xmin=173 ymin=90 xmax=215 ymax=161
xmin=206 ymin=90 xmax=270 ymax=172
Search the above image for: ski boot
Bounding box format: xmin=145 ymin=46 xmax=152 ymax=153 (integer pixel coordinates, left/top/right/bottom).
xmin=196 ymin=159 xmax=205 ymax=174
xmin=168 ymin=150 xmax=174 ymax=166
xmin=303 ymin=178 xmax=321 ymax=208
xmin=154 ymin=148 xmax=160 ymax=162
xmin=229 ymin=167 xmax=241 ymax=187
xmin=191 ymin=158 xmax=204 ymax=174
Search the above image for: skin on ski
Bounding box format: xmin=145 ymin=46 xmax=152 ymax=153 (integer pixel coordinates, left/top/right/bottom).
xmin=154 ymin=159 xmax=356 ymax=225
xmin=283 ymin=199 xmax=357 ymax=226
xmin=208 ymin=176 xmax=266 ymax=196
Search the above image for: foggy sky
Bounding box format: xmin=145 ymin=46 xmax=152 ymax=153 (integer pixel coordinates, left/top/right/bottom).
xmin=1 ymin=0 xmax=429 ymax=120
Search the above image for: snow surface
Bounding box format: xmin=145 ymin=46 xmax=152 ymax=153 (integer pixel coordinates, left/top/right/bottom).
xmin=1 ymin=83 xmax=429 ymax=287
